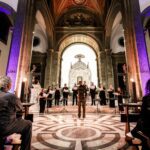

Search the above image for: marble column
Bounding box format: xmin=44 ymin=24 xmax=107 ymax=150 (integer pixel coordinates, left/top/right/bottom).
xmin=6 ymin=0 xmax=28 ymax=92
xmin=98 ymin=51 xmax=106 ymax=86
xmin=44 ymin=49 xmax=53 ymax=87
xmin=131 ymin=0 xmax=150 ymax=95
xmin=51 ymin=51 xmax=59 ymax=86
xmin=105 ymin=49 xmax=114 ymax=88
xmin=123 ymin=0 xmax=150 ymax=97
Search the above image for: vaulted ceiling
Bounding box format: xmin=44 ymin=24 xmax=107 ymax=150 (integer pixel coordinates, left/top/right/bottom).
xmin=53 ymin=0 xmax=104 ymax=16
xmin=48 ymin=0 xmax=108 ymax=26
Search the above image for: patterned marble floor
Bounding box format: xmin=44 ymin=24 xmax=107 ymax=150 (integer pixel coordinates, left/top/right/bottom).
xmin=31 ymin=112 xmax=133 ymax=150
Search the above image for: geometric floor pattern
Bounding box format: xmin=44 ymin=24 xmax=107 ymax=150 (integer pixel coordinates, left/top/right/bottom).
xmin=31 ymin=113 xmax=131 ymax=150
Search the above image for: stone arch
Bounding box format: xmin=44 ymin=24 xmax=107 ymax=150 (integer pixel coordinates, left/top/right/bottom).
xmin=141 ymin=6 xmax=150 ymax=27
xmin=35 ymin=4 xmax=54 ymax=48
xmin=0 ymin=1 xmax=16 ymax=25
xmin=105 ymin=1 xmax=122 ymax=49
xmin=33 ymin=10 xmax=48 ymax=53
xmin=0 ymin=2 xmax=15 ymax=76
xmin=58 ymin=34 xmax=101 ymax=57
xmin=57 ymin=34 xmax=102 ymax=85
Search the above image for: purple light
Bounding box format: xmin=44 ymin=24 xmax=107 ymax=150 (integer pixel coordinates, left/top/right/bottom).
xmin=6 ymin=0 xmax=27 ymax=92
xmin=132 ymin=0 xmax=150 ymax=94
xmin=0 ymin=6 xmax=11 ymax=15
xmin=142 ymin=6 xmax=150 ymax=17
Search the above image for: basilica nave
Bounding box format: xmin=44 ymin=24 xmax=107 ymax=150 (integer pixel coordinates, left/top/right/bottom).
xmin=0 ymin=0 xmax=150 ymax=149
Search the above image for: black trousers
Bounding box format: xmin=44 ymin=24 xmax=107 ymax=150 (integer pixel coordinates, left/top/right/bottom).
xmin=39 ymin=99 xmax=46 ymax=113
xmin=78 ymin=100 xmax=86 ymax=118
xmin=72 ymin=94 xmax=77 ymax=105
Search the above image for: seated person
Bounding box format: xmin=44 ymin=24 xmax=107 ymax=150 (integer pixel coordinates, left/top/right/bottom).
xmin=131 ymin=79 xmax=150 ymax=150
xmin=0 ymin=76 xmax=32 ymax=150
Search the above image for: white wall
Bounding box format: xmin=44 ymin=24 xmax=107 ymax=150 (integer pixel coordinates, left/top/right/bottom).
xmin=32 ymin=24 xmax=48 ymax=53
xmin=0 ymin=31 xmax=12 ymax=76
xmin=139 ymin=0 xmax=150 ymax=12
xmin=0 ymin=0 xmax=18 ymax=11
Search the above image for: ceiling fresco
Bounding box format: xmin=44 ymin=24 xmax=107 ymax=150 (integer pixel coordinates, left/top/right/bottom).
xmin=50 ymin=0 xmax=106 ymax=25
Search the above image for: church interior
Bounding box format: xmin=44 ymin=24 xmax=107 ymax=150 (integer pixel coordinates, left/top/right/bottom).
xmin=0 ymin=0 xmax=150 ymax=149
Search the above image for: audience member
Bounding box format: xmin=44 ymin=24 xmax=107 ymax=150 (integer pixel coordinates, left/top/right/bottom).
xmin=131 ymin=79 xmax=150 ymax=149
xmin=0 ymin=76 xmax=32 ymax=150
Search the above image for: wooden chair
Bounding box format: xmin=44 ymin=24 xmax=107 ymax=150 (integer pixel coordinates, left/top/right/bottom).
xmin=0 ymin=133 xmax=21 ymax=150
xmin=126 ymin=132 xmax=142 ymax=150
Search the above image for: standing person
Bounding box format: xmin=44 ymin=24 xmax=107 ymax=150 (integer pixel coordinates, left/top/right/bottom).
xmin=99 ymin=84 xmax=106 ymax=105
xmin=39 ymin=88 xmax=47 ymax=113
xmin=72 ymin=83 xmax=78 ymax=105
xmin=77 ymin=81 xmax=87 ymax=118
xmin=62 ymin=84 xmax=69 ymax=106
xmin=0 ymin=76 xmax=32 ymax=150
xmin=83 ymin=81 xmax=88 ymax=96
xmin=90 ymin=82 xmax=96 ymax=105
xmin=47 ymin=86 xmax=55 ymax=108
xmin=131 ymin=79 xmax=150 ymax=150
xmin=116 ymin=87 xmax=124 ymax=112
xmin=107 ymin=84 xmax=115 ymax=107
xmin=54 ymin=86 xmax=61 ymax=106
xmin=30 ymin=78 xmax=41 ymax=103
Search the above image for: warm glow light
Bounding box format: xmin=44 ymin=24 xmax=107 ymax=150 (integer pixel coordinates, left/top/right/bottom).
xmin=23 ymin=78 xmax=27 ymax=82
xmin=130 ymin=78 xmax=135 ymax=82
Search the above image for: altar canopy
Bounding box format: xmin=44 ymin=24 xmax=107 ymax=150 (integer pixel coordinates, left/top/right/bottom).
xmin=69 ymin=54 xmax=91 ymax=88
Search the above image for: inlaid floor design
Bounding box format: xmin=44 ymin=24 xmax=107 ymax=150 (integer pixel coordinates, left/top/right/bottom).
xmin=31 ymin=113 xmax=133 ymax=150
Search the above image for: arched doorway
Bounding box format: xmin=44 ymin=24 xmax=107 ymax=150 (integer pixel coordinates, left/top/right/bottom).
xmin=61 ymin=43 xmax=97 ymax=88
xmin=57 ymin=34 xmax=102 ymax=89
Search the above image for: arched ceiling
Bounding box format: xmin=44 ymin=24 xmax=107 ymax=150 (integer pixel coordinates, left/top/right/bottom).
xmin=49 ymin=0 xmax=106 ymax=23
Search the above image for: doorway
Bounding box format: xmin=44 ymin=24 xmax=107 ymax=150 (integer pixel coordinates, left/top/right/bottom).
xmin=61 ymin=43 xmax=98 ymax=89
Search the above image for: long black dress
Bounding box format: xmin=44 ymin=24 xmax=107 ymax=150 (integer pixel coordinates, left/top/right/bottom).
xmin=62 ymin=87 xmax=69 ymax=106
xmin=54 ymin=88 xmax=60 ymax=106
xmin=99 ymin=89 xmax=106 ymax=105
xmin=39 ymin=91 xmax=46 ymax=113
xmin=108 ymin=90 xmax=115 ymax=107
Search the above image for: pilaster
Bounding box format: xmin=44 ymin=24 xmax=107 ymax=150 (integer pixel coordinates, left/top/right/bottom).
xmin=105 ymin=49 xmax=114 ymax=88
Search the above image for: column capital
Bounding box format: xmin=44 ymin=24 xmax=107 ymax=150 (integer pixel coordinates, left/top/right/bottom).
xmin=47 ymin=49 xmax=54 ymax=52
xmin=105 ymin=49 xmax=112 ymax=53
xmin=99 ymin=50 xmax=105 ymax=54
xmin=105 ymin=49 xmax=112 ymax=54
